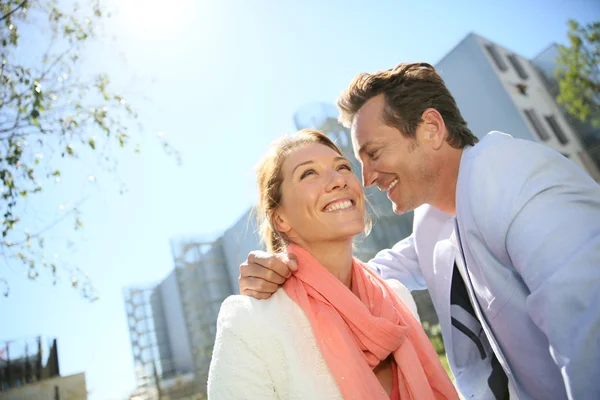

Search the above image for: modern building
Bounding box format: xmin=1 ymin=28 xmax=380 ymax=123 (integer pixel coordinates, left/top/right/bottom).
xmin=0 ymin=336 xmax=87 ymax=400
xmin=436 ymin=33 xmax=600 ymax=181
xmin=124 ymin=237 xmax=232 ymax=398
xmin=169 ymin=237 xmax=232 ymax=387
xmin=532 ymin=43 xmax=600 ymax=175
xmin=222 ymin=208 xmax=261 ymax=293
xmin=149 ymin=270 xmax=194 ymax=378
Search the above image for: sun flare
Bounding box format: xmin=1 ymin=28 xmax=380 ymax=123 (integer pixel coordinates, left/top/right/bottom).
xmin=115 ymin=0 xmax=193 ymax=40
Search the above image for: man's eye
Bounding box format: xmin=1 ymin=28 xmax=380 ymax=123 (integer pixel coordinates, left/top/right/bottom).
xmin=368 ymin=150 xmax=378 ymax=160
xmin=300 ymin=169 xmax=315 ymax=180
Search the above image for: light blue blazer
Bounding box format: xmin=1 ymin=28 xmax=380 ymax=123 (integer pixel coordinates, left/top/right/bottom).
xmin=369 ymin=132 xmax=600 ymax=400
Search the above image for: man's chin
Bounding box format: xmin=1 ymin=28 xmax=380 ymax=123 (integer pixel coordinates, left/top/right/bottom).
xmin=391 ymin=200 xmax=415 ymax=215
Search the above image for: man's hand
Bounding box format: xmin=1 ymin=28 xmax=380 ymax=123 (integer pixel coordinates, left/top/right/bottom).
xmin=239 ymin=250 xmax=298 ymax=299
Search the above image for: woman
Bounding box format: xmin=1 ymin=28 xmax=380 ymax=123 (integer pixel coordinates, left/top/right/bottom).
xmin=207 ymin=129 xmax=458 ymax=399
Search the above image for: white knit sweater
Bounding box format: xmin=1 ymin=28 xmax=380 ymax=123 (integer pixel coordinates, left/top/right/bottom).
xmin=207 ymin=279 xmax=420 ymax=400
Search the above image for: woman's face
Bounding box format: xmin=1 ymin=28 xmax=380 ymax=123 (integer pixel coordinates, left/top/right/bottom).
xmin=274 ymin=143 xmax=366 ymax=247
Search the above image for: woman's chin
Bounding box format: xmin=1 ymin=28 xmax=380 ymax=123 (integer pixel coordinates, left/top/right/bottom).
xmin=326 ymin=223 xmax=367 ymax=241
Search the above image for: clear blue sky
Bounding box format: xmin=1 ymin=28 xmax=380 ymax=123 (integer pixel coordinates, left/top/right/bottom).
xmin=1 ymin=0 xmax=598 ymax=398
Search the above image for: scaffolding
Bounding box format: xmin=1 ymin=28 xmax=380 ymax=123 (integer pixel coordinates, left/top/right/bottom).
xmin=123 ymin=285 xmax=163 ymax=398
xmin=170 ymin=237 xmax=233 ymax=392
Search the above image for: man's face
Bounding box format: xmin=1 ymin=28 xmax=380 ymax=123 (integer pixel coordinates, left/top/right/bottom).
xmin=351 ymin=94 xmax=437 ymax=214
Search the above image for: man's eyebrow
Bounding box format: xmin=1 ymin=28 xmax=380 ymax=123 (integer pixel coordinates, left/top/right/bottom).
xmin=357 ymin=141 xmax=374 ymax=156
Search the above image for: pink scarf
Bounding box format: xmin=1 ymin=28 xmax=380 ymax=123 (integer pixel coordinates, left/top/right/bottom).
xmin=283 ymin=244 xmax=459 ymax=400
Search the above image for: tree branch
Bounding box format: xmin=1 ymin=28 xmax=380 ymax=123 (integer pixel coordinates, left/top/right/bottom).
xmin=0 ymin=0 xmax=28 ymax=22
xmin=2 ymin=195 xmax=90 ymax=248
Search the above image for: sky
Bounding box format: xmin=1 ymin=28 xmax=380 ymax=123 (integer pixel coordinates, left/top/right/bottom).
xmin=1 ymin=0 xmax=599 ymax=398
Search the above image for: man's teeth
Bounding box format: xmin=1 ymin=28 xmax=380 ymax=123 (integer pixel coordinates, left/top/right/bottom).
xmin=386 ymin=178 xmax=398 ymax=191
xmin=325 ymin=200 xmax=353 ymax=212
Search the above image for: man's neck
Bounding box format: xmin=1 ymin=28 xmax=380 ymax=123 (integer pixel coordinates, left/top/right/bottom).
xmin=430 ymin=147 xmax=463 ymax=216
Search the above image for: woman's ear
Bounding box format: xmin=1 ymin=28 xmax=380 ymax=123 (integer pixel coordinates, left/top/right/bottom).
xmin=272 ymin=211 xmax=291 ymax=234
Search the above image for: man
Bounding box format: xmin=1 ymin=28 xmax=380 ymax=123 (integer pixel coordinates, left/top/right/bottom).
xmin=239 ymin=63 xmax=600 ymax=399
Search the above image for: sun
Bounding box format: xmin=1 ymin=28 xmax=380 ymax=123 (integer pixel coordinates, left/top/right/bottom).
xmin=113 ymin=0 xmax=193 ymax=41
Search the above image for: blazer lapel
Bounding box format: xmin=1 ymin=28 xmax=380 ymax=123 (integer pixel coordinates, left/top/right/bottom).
xmin=431 ymin=219 xmax=457 ymax=367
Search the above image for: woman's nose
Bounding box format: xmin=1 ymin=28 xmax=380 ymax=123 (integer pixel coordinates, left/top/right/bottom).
xmin=325 ymin=169 xmax=347 ymax=192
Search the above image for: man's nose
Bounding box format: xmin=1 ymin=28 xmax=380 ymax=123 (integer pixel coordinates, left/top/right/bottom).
xmin=362 ymin=165 xmax=377 ymax=188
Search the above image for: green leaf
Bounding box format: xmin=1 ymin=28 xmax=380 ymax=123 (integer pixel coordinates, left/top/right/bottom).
xmin=88 ymin=138 xmax=96 ymax=150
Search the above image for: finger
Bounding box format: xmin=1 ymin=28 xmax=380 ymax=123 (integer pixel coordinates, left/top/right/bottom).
xmin=239 ymin=276 xmax=279 ymax=294
xmin=283 ymin=253 xmax=298 ymax=272
xmin=247 ymin=253 xmax=292 ymax=280
xmin=242 ymin=288 xmax=273 ymax=300
xmin=240 ymin=263 xmax=286 ymax=285
xmin=247 ymin=250 xmax=271 ymax=264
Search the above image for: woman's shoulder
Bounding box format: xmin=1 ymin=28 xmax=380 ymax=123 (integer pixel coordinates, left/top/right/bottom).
xmin=384 ymin=279 xmax=420 ymax=322
xmin=217 ymin=289 xmax=298 ymax=333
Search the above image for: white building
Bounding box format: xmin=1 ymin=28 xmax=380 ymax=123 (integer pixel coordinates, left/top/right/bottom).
xmin=149 ymin=270 xmax=194 ymax=377
xmin=436 ymin=33 xmax=600 ymax=181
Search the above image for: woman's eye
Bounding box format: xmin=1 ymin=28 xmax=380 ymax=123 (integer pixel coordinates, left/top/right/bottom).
xmin=300 ymin=169 xmax=316 ymax=180
xmin=338 ymin=163 xmax=352 ymax=171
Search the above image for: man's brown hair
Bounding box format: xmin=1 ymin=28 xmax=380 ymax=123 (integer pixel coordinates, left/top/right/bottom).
xmin=337 ymin=62 xmax=478 ymax=148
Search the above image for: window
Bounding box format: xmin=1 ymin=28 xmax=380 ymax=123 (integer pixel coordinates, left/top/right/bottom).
xmin=523 ymin=109 xmax=550 ymax=141
xmin=545 ymin=115 xmax=569 ymax=145
xmin=514 ymin=83 xmax=528 ymax=96
xmin=485 ymin=44 xmax=508 ymax=72
xmin=507 ymin=54 xmax=528 ymax=80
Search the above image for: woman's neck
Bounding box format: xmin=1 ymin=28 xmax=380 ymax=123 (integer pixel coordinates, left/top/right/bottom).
xmin=300 ymin=239 xmax=354 ymax=288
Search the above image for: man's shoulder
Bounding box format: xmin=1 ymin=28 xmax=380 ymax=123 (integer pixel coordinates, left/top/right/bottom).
xmin=467 ymin=131 xmax=558 ymax=167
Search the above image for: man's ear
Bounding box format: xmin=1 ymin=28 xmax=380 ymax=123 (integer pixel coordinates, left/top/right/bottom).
xmin=420 ymin=108 xmax=447 ymax=150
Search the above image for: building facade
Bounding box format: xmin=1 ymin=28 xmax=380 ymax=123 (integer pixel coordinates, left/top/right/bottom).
xmin=125 ymin=237 xmax=232 ymax=398
xmin=0 ymin=337 xmax=87 ymax=400
xmin=437 ymin=33 xmax=600 ymax=181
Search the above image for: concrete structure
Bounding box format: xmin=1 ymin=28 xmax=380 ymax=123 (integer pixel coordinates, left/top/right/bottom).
xmin=125 ymin=237 xmax=232 ymax=398
xmin=150 ymin=271 xmax=193 ymax=377
xmin=0 ymin=373 xmax=87 ymax=400
xmin=531 ymin=44 xmax=600 ymax=175
xmin=222 ymin=208 xmax=261 ymax=293
xmin=170 ymin=237 xmax=232 ymax=387
xmin=0 ymin=336 xmax=86 ymax=399
xmin=437 ymin=33 xmax=600 ymax=181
